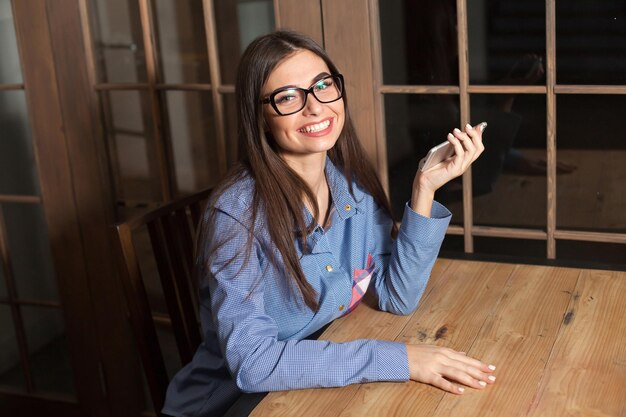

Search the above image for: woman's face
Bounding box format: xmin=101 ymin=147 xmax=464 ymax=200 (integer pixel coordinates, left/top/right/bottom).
xmin=261 ymin=49 xmax=345 ymax=165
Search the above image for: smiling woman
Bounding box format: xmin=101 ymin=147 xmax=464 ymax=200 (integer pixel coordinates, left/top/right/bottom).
xmin=261 ymin=50 xmax=345 ymax=168
xmin=162 ymin=30 xmax=492 ymax=417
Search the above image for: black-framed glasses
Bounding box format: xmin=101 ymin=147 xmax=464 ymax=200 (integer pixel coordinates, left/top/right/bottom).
xmin=261 ymin=74 xmax=344 ymax=116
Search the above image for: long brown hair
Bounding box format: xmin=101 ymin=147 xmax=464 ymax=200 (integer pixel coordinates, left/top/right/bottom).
xmin=199 ymin=30 xmax=396 ymax=311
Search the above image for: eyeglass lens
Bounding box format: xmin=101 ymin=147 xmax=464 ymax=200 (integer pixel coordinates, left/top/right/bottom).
xmin=273 ymin=75 xmax=342 ymax=115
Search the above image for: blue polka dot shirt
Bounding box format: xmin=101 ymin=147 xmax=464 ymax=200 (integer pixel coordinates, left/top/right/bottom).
xmin=163 ymin=158 xmax=451 ymax=417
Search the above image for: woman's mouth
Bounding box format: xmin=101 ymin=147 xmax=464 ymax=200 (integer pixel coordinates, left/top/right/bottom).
xmin=297 ymin=118 xmax=333 ymax=136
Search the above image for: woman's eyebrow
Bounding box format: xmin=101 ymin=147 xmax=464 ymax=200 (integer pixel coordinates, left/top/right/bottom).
xmin=267 ymin=72 xmax=332 ymax=94
xmin=309 ymin=72 xmax=331 ymax=86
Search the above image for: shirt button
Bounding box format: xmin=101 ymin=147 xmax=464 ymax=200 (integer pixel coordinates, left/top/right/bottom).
xmin=345 ymin=204 xmax=352 ymax=211
xmin=338 ymin=305 xmax=345 ymax=311
xmin=325 ymin=265 xmax=333 ymax=272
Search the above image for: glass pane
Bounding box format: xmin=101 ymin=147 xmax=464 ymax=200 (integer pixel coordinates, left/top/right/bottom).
xmin=474 ymin=236 xmax=546 ymax=260
xmin=164 ymin=91 xmax=219 ymax=194
xmin=99 ymin=90 xmax=162 ymax=205
xmin=0 ymin=0 xmax=22 ymax=84
xmin=0 ymin=91 xmax=40 ymax=196
xmin=440 ymin=235 xmax=546 ymax=260
xmin=0 ymin=304 xmax=25 ymax=391
xmin=556 ymin=95 xmax=625 ymax=232
xmin=556 ymin=1 xmax=626 ymax=85
xmin=152 ymin=0 xmax=210 ymax=84
xmin=3 ymin=203 xmax=59 ymax=301
xmin=215 ymin=0 xmax=275 ymax=85
xmin=439 ymin=234 xmax=464 ymax=256
xmin=557 ymin=240 xmax=626 ymax=268
xmin=89 ymin=0 xmax=147 ymax=83
xmin=223 ymin=93 xmax=238 ymax=167
xmin=22 ymin=307 xmax=76 ymax=396
xmin=380 ymin=0 xmax=458 ymax=85
xmin=384 ymin=94 xmax=462 ymax=223
xmin=468 ymin=0 xmax=546 ymax=85
xmin=470 ymin=94 xmax=547 ymax=229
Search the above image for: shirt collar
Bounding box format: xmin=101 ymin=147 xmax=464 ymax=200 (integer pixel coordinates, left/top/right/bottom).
xmin=324 ymin=156 xmax=363 ymax=221
xmin=296 ymin=157 xmax=364 ymax=256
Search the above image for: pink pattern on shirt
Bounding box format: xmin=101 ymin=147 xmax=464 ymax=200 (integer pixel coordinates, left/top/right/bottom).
xmin=344 ymin=254 xmax=375 ymax=315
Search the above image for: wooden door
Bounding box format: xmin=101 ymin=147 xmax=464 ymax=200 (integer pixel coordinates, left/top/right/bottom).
xmin=1 ymin=1 xmax=140 ymax=416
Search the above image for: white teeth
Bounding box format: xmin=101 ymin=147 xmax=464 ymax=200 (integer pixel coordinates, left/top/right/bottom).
xmin=300 ymin=119 xmax=331 ymax=133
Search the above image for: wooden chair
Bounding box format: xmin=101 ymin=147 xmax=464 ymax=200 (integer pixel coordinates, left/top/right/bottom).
xmin=113 ymin=188 xmax=212 ymax=416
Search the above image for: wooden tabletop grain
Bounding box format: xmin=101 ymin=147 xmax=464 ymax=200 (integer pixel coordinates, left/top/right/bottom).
xmin=249 ymin=259 xmax=626 ymax=417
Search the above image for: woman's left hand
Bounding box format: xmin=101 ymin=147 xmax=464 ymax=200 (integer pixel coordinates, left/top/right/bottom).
xmin=409 ymin=123 xmax=485 ymax=217
xmin=414 ymin=122 xmax=486 ymax=195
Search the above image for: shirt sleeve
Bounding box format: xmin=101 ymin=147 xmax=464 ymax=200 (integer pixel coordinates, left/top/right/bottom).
xmin=203 ymin=209 xmax=410 ymax=393
xmin=370 ymin=200 xmax=451 ymax=315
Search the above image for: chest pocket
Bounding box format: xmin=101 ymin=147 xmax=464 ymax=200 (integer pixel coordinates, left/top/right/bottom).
xmin=344 ymin=253 xmax=375 ymax=315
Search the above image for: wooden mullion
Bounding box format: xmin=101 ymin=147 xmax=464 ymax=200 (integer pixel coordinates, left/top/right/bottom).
xmin=155 ymin=84 xmax=212 ymax=91
xmin=218 ymin=85 xmax=235 ymax=93
xmin=380 ymin=85 xmax=460 ymax=94
xmin=446 ymin=225 xmax=464 ymax=235
xmin=472 ymin=226 xmax=547 ymax=240
xmin=108 ymin=127 xmax=145 ymax=138
xmin=97 ymin=90 xmax=125 ymax=204
xmin=468 ymin=85 xmax=546 ymax=94
xmin=554 ymin=230 xmax=626 ymax=244
xmin=0 ymin=195 xmax=41 ymax=204
xmin=201 ymin=0 xmax=227 ymax=178
xmin=0 ymin=84 xmax=24 ymax=90
xmin=273 ymin=0 xmax=281 ymax=28
xmin=555 ymin=85 xmax=626 ymax=95
xmin=457 ymin=0 xmax=473 ymax=253
xmin=367 ymin=0 xmax=389 ymax=194
xmin=94 ymin=83 xmax=151 ymax=90
xmin=546 ymin=0 xmax=557 ymax=259
xmin=0 ymin=298 xmax=62 ymax=308
xmin=138 ymin=0 xmax=172 ymax=201
xmin=0 ymin=206 xmax=35 ymax=392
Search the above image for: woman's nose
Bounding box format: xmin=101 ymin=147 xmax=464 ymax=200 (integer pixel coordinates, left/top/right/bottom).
xmin=301 ymin=93 xmax=323 ymax=116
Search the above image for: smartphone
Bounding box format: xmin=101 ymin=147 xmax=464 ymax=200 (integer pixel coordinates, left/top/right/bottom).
xmin=418 ymin=122 xmax=488 ymax=172
xmin=418 ymin=141 xmax=455 ymax=172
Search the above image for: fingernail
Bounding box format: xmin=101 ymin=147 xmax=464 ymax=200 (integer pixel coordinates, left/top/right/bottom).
xmin=458 ymin=387 xmax=465 ymax=393
xmin=454 ymin=128 xmax=461 ymax=134
xmin=480 ymin=122 xmax=488 ymax=131
xmin=465 ymin=123 xmax=472 ymax=130
xmin=488 ymin=375 xmax=496 ymax=382
xmin=448 ymin=133 xmax=454 ymax=140
xmin=479 ymin=381 xmax=487 ymax=387
xmin=488 ymin=364 xmax=496 ymax=371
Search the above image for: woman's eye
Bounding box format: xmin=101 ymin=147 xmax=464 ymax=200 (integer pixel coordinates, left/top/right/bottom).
xmin=314 ymin=80 xmax=332 ymax=91
xmin=275 ymin=93 xmax=297 ymax=104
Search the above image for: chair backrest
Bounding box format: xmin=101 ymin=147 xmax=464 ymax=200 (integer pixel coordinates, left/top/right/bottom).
xmin=113 ymin=188 xmax=212 ymax=416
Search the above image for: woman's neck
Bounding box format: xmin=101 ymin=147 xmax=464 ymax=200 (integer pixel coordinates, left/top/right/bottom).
xmin=282 ymin=152 xmax=331 ymax=225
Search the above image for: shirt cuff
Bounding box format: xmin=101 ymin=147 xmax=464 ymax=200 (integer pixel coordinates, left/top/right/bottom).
xmin=375 ymin=341 xmax=410 ymax=382
xmin=400 ymin=201 xmax=451 ymax=245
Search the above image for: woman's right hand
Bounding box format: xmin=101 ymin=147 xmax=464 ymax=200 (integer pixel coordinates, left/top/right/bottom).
xmin=406 ymin=344 xmax=496 ymax=394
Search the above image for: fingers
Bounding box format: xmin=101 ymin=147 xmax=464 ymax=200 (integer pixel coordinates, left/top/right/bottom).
xmin=446 ymin=122 xmax=485 ymax=173
xmin=407 ymin=344 xmax=497 ymax=395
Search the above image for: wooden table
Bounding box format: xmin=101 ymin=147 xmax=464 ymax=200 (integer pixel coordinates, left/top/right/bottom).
xmin=249 ymin=259 xmax=626 ymax=417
